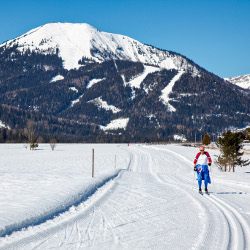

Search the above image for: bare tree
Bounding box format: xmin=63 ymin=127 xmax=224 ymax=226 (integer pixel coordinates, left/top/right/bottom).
xmin=50 ymin=138 xmax=57 ymax=151
xmin=37 ymin=136 xmax=44 ymax=143
xmin=26 ymin=120 xmax=38 ymax=150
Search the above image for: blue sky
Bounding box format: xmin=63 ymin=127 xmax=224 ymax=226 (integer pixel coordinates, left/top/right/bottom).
xmin=0 ymin=0 xmax=249 ymax=77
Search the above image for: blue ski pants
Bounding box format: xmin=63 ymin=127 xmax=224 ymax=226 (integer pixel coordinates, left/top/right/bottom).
xmin=196 ymin=164 xmax=211 ymax=189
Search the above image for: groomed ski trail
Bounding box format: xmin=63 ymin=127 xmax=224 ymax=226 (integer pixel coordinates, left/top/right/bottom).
xmin=150 ymin=145 xmax=250 ymax=250
xmin=1 ymin=145 xmax=250 ymax=250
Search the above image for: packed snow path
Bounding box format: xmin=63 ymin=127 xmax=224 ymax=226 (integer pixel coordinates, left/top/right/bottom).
xmin=1 ymin=145 xmax=250 ymax=249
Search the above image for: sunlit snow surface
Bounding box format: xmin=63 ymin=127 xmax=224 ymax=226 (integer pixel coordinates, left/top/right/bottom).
xmin=225 ymin=74 xmax=250 ymax=89
xmin=88 ymin=97 xmax=121 ymax=113
xmin=86 ymin=78 xmax=105 ymax=89
xmin=100 ymin=118 xmax=129 ymax=131
xmin=0 ymin=144 xmax=128 ymax=238
xmin=127 ymin=65 xmax=160 ymax=89
xmin=70 ymin=94 xmax=84 ymax=107
xmin=50 ymin=74 xmax=64 ymax=83
xmin=0 ymin=144 xmax=250 ymax=249
xmin=69 ymin=87 xmax=78 ymax=92
xmin=0 ymin=120 xmax=10 ymax=129
xmin=173 ymin=134 xmax=187 ymax=141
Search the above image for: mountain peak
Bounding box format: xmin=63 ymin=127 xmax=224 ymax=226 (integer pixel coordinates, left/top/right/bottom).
xmin=225 ymin=74 xmax=250 ymax=89
xmin=1 ymin=22 xmax=199 ymax=73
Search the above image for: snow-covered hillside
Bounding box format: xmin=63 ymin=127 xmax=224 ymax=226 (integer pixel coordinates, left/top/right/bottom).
xmin=0 ymin=23 xmax=249 ymax=141
xmin=0 ymin=144 xmax=250 ymax=249
xmin=1 ymin=22 xmax=199 ymax=73
xmin=225 ymin=74 xmax=250 ymax=89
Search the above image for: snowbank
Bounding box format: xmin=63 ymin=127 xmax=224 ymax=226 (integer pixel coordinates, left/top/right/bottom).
xmin=0 ymin=144 xmax=129 ymax=237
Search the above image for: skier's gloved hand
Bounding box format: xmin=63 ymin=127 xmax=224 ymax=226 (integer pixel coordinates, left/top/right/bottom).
xmin=194 ymin=166 xmax=197 ymax=171
xmin=208 ymin=163 xmax=211 ymax=166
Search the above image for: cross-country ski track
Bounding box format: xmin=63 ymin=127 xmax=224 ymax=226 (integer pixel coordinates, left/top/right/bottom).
xmin=0 ymin=144 xmax=250 ymax=250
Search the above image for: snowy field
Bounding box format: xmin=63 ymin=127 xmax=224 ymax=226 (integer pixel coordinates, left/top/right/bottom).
xmin=0 ymin=143 xmax=250 ymax=249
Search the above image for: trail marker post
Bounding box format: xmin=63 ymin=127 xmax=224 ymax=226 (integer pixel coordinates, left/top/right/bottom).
xmin=92 ymin=149 xmax=94 ymax=178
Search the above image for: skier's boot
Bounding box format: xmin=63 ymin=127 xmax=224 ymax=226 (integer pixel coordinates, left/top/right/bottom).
xmin=199 ymin=188 xmax=203 ymax=195
xmin=205 ymin=188 xmax=209 ymax=195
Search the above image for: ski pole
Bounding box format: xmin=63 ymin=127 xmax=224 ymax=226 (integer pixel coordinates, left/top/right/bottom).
xmin=192 ymin=168 xmax=196 ymax=190
xmin=210 ymin=166 xmax=216 ymax=193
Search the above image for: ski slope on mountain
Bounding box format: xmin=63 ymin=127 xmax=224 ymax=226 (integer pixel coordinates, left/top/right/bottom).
xmin=0 ymin=144 xmax=250 ymax=249
xmin=160 ymin=70 xmax=184 ymax=112
xmin=127 ymin=65 xmax=160 ymax=89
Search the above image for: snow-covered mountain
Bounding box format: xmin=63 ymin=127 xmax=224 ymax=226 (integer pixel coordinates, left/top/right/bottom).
xmin=1 ymin=22 xmax=199 ymax=73
xmin=0 ymin=22 xmax=249 ymax=142
xmin=225 ymin=74 xmax=250 ymax=89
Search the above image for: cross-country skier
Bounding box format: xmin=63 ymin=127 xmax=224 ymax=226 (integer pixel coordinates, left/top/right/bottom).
xmin=194 ymin=146 xmax=212 ymax=194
